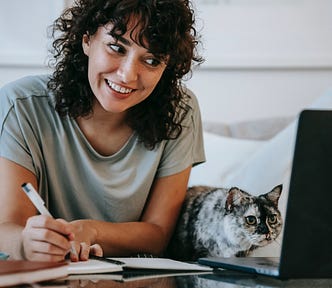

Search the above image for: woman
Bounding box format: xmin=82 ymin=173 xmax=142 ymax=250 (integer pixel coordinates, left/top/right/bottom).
xmin=0 ymin=0 xmax=204 ymax=262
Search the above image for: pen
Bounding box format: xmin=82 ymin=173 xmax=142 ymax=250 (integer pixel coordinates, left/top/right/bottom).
xmin=89 ymin=255 xmax=126 ymax=266
xmin=21 ymin=182 xmax=78 ymax=258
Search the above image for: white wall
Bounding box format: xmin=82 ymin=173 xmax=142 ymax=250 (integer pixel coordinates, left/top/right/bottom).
xmin=186 ymin=68 xmax=332 ymax=123
xmin=0 ymin=0 xmax=62 ymax=90
xmin=1 ymin=0 xmax=331 ymax=123
xmin=185 ymin=0 xmax=332 ymax=123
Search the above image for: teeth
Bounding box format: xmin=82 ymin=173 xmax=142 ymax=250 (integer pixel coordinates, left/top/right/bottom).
xmin=106 ymin=80 xmax=132 ymax=94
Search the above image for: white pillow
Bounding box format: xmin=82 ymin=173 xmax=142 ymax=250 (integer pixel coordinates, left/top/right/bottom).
xmin=189 ymin=88 xmax=332 ymax=257
xmin=189 ymin=132 xmax=264 ymax=187
xmin=221 ymin=89 xmax=332 ymax=218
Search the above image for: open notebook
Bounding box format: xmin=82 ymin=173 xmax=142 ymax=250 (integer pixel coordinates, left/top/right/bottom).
xmin=198 ymin=110 xmax=332 ymax=279
xmin=68 ymin=257 xmax=123 ymax=274
xmin=68 ymin=256 xmax=212 ymax=275
xmin=0 ymin=260 xmax=68 ymax=287
xmin=0 ymin=256 xmax=210 ymax=286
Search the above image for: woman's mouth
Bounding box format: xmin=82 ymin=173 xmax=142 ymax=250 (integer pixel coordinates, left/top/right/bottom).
xmin=106 ymin=79 xmax=133 ymax=94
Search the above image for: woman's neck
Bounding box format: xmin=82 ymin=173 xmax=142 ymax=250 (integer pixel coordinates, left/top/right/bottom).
xmin=76 ymin=103 xmax=133 ymax=156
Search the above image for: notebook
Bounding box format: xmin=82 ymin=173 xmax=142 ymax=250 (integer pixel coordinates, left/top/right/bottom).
xmin=67 ymin=257 xmax=123 ymax=274
xmin=109 ymin=257 xmax=213 ymax=271
xmin=67 ymin=270 xmax=213 ymax=282
xmin=0 ymin=260 xmax=68 ymax=287
xmin=198 ymin=110 xmax=332 ymax=279
xmin=67 ymin=255 xmax=212 ymax=275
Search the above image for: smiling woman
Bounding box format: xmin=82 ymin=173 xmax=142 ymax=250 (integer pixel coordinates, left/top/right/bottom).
xmin=0 ymin=0 xmax=205 ymax=262
xmin=80 ymin=21 xmax=168 ymax=114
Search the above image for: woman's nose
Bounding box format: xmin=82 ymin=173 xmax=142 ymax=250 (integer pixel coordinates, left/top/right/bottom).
xmin=117 ymin=56 xmax=139 ymax=83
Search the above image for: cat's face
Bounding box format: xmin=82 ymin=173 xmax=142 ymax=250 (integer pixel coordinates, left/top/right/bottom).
xmin=225 ymin=185 xmax=283 ymax=248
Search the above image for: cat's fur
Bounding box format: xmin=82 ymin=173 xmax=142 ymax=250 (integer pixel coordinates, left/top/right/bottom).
xmin=167 ymin=185 xmax=283 ymax=261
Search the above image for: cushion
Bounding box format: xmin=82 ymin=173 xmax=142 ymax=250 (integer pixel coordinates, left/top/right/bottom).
xmin=189 ymin=132 xmax=264 ymax=187
xmin=203 ymin=116 xmax=294 ymax=140
xmin=189 ymin=88 xmax=332 ymax=257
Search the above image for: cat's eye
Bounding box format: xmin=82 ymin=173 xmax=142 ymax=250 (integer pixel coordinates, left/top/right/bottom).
xmin=268 ymin=215 xmax=278 ymax=224
xmin=245 ymin=216 xmax=257 ymax=225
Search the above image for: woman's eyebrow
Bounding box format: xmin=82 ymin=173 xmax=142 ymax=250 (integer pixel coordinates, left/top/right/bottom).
xmin=106 ymin=31 xmax=153 ymax=53
xmin=118 ymin=35 xmax=132 ymax=46
xmin=108 ymin=32 xmax=132 ymax=47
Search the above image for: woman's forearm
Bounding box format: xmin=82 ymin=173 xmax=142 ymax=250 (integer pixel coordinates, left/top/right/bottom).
xmin=0 ymin=223 xmax=24 ymax=260
xmin=76 ymin=219 xmax=168 ymax=257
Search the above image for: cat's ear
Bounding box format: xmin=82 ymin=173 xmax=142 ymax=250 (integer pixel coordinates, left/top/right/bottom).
xmin=225 ymin=187 xmax=248 ymax=212
xmin=264 ymin=184 xmax=283 ymax=206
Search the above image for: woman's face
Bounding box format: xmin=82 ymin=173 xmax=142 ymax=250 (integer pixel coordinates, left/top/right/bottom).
xmin=82 ymin=21 xmax=167 ymax=114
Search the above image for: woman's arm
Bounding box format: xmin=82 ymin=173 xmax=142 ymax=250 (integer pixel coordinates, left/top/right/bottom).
xmin=0 ymin=157 xmax=75 ymax=261
xmin=70 ymin=166 xmax=192 ymax=257
xmin=0 ymin=156 xmax=192 ymax=259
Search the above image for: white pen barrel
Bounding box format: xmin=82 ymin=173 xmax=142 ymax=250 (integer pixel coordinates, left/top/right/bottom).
xmin=21 ymin=183 xmax=53 ymax=217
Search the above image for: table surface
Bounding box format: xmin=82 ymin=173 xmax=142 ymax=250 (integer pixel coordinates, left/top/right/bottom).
xmin=36 ymin=269 xmax=332 ymax=288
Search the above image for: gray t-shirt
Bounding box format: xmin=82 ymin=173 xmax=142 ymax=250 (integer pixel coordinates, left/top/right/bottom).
xmin=0 ymin=75 xmax=205 ymax=222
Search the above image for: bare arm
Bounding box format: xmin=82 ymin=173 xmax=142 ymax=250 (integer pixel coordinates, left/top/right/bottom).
xmin=70 ymin=166 xmax=192 ymax=257
xmin=0 ymin=156 xmax=191 ymax=259
xmin=0 ymin=157 xmax=74 ymax=261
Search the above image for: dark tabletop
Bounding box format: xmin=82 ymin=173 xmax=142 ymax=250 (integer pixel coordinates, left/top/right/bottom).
xmin=32 ymin=269 xmax=332 ymax=288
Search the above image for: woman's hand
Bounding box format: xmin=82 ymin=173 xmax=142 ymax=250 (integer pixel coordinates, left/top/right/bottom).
xmin=68 ymin=219 xmax=103 ymax=261
xmin=22 ymin=216 xmax=103 ymax=262
xmin=22 ymin=215 xmax=74 ymax=262
xmin=70 ymin=242 xmax=103 ymax=261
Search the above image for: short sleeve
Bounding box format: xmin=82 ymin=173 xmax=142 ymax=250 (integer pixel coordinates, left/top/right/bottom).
xmin=0 ymin=81 xmax=42 ymax=177
xmin=156 ymin=89 xmax=205 ymax=178
xmin=0 ymin=109 xmax=35 ymax=174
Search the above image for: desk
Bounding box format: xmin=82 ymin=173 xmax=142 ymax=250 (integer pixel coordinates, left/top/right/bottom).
xmin=38 ymin=269 xmax=332 ymax=288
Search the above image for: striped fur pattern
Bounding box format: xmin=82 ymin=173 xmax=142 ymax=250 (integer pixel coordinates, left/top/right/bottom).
xmin=168 ymin=185 xmax=283 ymax=261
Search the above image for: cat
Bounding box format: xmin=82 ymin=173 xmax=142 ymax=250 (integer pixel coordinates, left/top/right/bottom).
xmin=167 ymin=184 xmax=283 ymax=261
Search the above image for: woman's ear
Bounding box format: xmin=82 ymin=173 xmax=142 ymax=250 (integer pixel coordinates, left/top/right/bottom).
xmin=82 ymin=34 xmax=90 ymax=56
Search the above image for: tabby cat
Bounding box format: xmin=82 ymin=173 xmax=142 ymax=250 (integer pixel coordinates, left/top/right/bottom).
xmin=167 ymin=185 xmax=283 ymax=261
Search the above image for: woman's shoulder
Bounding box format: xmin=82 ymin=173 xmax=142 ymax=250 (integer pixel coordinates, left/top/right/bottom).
xmin=180 ymin=86 xmax=201 ymax=122
xmin=181 ymin=86 xmax=200 ymax=110
xmin=0 ymin=74 xmax=51 ymax=102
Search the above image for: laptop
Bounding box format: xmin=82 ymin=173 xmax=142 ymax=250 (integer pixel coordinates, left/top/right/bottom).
xmin=198 ymin=110 xmax=332 ymax=279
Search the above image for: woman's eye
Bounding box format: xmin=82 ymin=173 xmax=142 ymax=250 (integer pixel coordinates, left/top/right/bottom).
xmin=268 ymin=215 xmax=277 ymax=224
xmin=108 ymin=43 xmax=125 ymax=54
xmin=145 ymin=58 xmax=162 ymax=67
xmin=245 ymin=216 xmax=257 ymax=225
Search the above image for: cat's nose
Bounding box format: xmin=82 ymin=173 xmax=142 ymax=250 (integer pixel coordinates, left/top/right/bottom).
xmin=257 ymin=223 xmax=269 ymax=234
xmin=265 ymin=234 xmax=272 ymax=241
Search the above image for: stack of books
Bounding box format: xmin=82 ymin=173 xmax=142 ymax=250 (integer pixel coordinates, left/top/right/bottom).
xmin=0 ymin=256 xmax=212 ymax=286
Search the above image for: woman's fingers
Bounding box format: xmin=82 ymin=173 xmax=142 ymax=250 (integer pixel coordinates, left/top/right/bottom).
xmin=69 ymin=242 xmax=104 ymax=261
xmin=22 ymin=215 xmax=73 ymax=261
xmin=89 ymin=243 xmax=103 ymax=257
xmin=78 ymin=242 xmax=90 ymax=261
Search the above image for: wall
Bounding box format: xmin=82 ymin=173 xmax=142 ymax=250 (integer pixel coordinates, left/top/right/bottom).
xmin=1 ymin=0 xmax=331 ymax=123
xmin=187 ymin=68 xmax=332 ymax=123
xmin=185 ymin=0 xmax=332 ymax=123
xmin=0 ymin=0 xmax=62 ymax=88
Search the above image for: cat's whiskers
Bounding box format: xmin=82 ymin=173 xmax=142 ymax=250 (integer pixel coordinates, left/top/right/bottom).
xmin=168 ymin=185 xmax=283 ymax=260
xmin=273 ymin=237 xmax=282 ymax=247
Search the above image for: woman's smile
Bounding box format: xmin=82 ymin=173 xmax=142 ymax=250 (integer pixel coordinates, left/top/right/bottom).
xmin=82 ymin=21 xmax=167 ymax=113
xmin=106 ymin=79 xmax=134 ymax=95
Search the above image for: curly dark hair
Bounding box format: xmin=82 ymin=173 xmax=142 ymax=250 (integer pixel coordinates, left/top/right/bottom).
xmin=48 ymin=0 xmax=203 ymax=149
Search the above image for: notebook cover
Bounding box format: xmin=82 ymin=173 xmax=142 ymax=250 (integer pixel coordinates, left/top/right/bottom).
xmin=0 ymin=260 xmax=67 ymax=275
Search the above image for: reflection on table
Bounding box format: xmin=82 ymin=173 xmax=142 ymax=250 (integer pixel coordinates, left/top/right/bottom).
xmin=34 ymin=269 xmax=332 ymax=288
